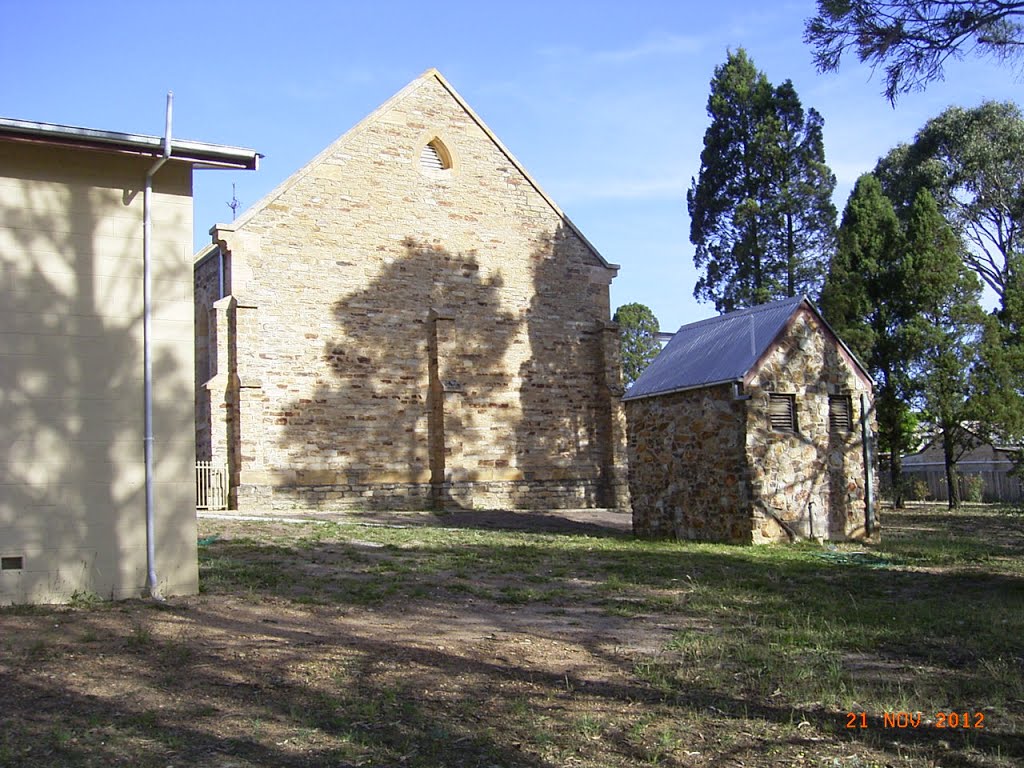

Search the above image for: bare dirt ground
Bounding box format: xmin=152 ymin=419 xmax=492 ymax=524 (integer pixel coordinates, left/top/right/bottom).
xmin=0 ymin=510 xmax=678 ymax=768
xmin=1 ymin=505 xmax=1021 ymax=768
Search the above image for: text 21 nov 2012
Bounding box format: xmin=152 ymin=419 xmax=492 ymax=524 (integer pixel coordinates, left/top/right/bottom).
xmin=847 ymin=712 xmax=985 ymax=729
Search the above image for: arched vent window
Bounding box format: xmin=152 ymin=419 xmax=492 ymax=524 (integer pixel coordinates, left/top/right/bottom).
xmin=420 ymin=139 xmax=452 ymax=171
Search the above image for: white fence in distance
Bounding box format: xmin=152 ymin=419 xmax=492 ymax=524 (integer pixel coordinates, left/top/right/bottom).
xmin=902 ymin=458 xmax=1023 ymax=503
xmin=196 ymin=461 xmax=228 ymax=511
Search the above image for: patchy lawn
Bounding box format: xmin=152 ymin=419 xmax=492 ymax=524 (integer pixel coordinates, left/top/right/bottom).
xmin=1 ymin=503 xmax=1022 ymax=767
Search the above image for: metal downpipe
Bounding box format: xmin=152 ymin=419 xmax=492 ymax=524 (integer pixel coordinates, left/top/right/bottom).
xmin=861 ymin=393 xmax=876 ymax=537
xmin=143 ymin=92 xmax=173 ymax=600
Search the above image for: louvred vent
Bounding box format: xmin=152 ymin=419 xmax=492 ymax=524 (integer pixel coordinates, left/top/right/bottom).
xmin=829 ymin=395 xmax=853 ymax=432
xmin=420 ymin=142 xmax=445 ymax=170
xmin=769 ymin=393 xmax=796 ymax=432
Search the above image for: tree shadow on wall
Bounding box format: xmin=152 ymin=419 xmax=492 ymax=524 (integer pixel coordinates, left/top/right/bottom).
xmin=275 ymin=238 xmax=522 ymax=510
xmin=0 ymin=165 xmax=193 ymax=600
xmin=513 ymin=225 xmax=619 ymax=509
xmin=747 ymin=329 xmax=872 ymax=541
xmin=274 ymin=222 xmax=619 ymax=512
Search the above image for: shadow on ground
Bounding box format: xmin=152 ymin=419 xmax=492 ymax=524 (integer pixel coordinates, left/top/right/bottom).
xmin=2 ymin=505 xmax=1023 ymax=767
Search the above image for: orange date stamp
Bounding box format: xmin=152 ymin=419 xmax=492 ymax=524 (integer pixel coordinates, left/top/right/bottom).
xmin=846 ymin=711 xmax=985 ymax=729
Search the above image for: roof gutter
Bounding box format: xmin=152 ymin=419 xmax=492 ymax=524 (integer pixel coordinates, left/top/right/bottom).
xmin=0 ymin=117 xmax=260 ymax=170
xmin=142 ymin=93 xmax=173 ymax=601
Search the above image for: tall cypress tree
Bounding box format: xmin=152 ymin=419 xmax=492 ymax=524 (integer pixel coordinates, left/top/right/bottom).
xmin=820 ymin=174 xmax=913 ymax=505
xmin=613 ymin=303 xmax=662 ymax=387
xmin=688 ymin=49 xmax=837 ymax=313
xmin=763 ymin=81 xmax=838 ymax=299
xmin=903 ymin=189 xmax=985 ymax=509
xmin=823 ymin=179 xmax=989 ymax=507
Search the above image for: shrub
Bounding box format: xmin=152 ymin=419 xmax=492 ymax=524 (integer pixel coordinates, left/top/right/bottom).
xmin=961 ymin=474 xmax=985 ymax=503
xmin=907 ymin=478 xmax=931 ymax=502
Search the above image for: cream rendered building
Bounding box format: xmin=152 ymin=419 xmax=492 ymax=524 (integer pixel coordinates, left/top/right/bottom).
xmin=0 ymin=116 xmax=258 ymax=603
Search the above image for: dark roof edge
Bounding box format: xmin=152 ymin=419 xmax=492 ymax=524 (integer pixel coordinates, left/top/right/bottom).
xmin=0 ymin=117 xmax=261 ymax=170
xmin=622 ymin=377 xmax=742 ymax=402
xmin=194 ymin=243 xmax=220 ymax=268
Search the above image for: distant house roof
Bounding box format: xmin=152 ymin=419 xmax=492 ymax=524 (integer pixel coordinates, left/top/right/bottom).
xmin=623 ymin=296 xmax=869 ymax=401
xmin=0 ymin=117 xmax=260 ymax=170
xmin=903 ymin=425 xmax=1020 ymax=465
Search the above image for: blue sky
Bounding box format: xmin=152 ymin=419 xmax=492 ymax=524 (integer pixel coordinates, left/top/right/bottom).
xmin=2 ymin=0 xmax=1018 ymax=331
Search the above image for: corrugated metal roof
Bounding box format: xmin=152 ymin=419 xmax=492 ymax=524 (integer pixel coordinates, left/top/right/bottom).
xmin=623 ymin=295 xmax=807 ymax=401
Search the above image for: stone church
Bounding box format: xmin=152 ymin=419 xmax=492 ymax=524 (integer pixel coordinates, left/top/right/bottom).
xmin=195 ymin=69 xmax=629 ymax=512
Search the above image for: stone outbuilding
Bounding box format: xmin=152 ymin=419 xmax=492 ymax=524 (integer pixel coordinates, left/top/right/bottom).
xmin=0 ymin=114 xmax=258 ymax=603
xmin=624 ymin=296 xmax=876 ymax=544
xmin=194 ymin=69 xmax=629 ymax=513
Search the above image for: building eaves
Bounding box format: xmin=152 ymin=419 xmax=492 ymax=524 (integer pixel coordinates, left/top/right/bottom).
xmin=0 ymin=117 xmax=260 ymax=170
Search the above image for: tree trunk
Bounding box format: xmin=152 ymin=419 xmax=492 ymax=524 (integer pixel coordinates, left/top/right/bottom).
xmin=753 ymin=227 xmax=763 ymax=301
xmin=786 ymin=211 xmax=796 ymax=297
xmin=943 ymin=425 xmax=961 ymax=509
xmin=889 ymin=449 xmax=905 ymax=509
xmin=878 ymin=371 xmax=906 ymax=509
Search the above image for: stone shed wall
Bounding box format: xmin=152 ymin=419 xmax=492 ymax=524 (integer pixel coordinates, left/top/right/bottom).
xmin=745 ymin=308 xmax=875 ymax=543
xmin=198 ymin=73 xmax=628 ymax=512
xmin=626 ymin=384 xmax=752 ymax=542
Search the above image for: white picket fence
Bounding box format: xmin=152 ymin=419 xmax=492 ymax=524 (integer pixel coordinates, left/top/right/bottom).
xmin=196 ymin=461 xmax=228 ymax=511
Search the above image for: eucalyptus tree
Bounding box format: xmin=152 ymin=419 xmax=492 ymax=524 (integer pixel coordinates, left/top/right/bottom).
xmin=874 ymin=101 xmax=1024 ymax=308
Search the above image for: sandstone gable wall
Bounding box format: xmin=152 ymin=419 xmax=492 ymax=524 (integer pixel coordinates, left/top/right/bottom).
xmin=745 ymin=308 xmax=875 ymax=543
xmin=197 ymin=74 xmax=627 ymax=511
